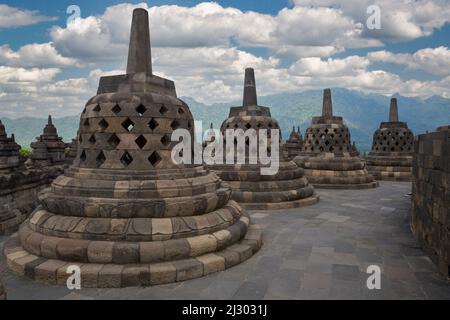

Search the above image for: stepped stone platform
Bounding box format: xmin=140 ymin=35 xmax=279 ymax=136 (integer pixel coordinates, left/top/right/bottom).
xmin=282 ymin=126 xmax=303 ymax=160
xmin=294 ymin=89 xmax=378 ymax=189
xmin=2 ymin=181 xmax=450 ymax=300
xmin=365 ymin=98 xmax=414 ymax=181
xmin=0 ymin=121 xmax=49 ymax=235
xmin=3 ymin=8 xmax=261 ymax=288
xmin=208 ymin=68 xmax=319 ymax=210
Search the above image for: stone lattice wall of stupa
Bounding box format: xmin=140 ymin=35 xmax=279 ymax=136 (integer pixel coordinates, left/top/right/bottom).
xmin=0 ymin=121 xmax=49 ymax=235
xmin=294 ymin=89 xmax=378 ymax=189
xmin=4 ymin=8 xmax=262 ymax=288
xmin=282 ymin=126 xmax=303 ymax=160
xmin=208 ymin=68 xmax=319 ymax=210
xmin=411 ymin=125 xmax=450 ymax=277
xmin=365 ymin=98 xmax=414 ymax=181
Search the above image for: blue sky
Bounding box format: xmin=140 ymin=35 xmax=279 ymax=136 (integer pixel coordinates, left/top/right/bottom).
xmin=1 ymin=0 xmax=450 ymax=118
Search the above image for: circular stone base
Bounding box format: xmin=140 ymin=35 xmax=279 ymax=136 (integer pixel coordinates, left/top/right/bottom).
xmin=239 ymin=193 xmax=320 ymax=210
xmin=311 ymin=181 xmax=379 ymax=190
xmin=4 ymin=224 xmax=263 ymax=288
xmin=368 ymin=171 xmax=411 ymax=182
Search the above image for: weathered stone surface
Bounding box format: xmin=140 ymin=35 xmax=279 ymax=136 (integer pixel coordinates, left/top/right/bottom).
xmin=0 ymin=121 xmax=52 ymax=235
xmin=411 ymin=126 xmax=450 ymax=277
xmin=294 ymin=89 xmax=378 ymax=189
xmin=5 ymin=7 xmax=260 ymax=288
xmin=365 ymin=98 xmax=414 ymax=181
xmin=208 ymin=68 xmax=319 ymax=210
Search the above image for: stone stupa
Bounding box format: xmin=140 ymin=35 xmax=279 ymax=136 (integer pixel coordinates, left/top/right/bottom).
xmin=208 ymin=68 xmax=319 ymax=210
xmin=282 ymin=126 xmax=303 ymax=160
xmin=294 ymin=89 xmax=378 ymax=189
xmin=4 ymin=8 xmax=261 ymax=288
xmin=365 ymin=98 xmax=414 ymax=181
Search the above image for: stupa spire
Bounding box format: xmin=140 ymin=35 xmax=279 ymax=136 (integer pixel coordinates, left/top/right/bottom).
xmin=126 ymin=8 xmax=152 ymax=75
xmin=322 ymin=88 xmax=333 ymax=118
xmin=389 ymin=98 xmax=399 ymax=122
xmin=243 ymin=68 xmax=258 ymax=107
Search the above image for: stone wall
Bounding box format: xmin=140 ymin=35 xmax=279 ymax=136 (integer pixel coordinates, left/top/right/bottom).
xmin=0 ymin=171 xmax=51 ymax=235
xmin=411 ymin=126 xmax=450 ymax=277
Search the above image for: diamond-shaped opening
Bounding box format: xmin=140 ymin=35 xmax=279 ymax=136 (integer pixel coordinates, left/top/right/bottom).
xmin=80 ymin=150 xmax=87 ymax=162
xmin=78 ymin=135 xmax=83 ymax=144
xmin=160 ymin=134 xmax=171 ymax=147
xmin=268 ymin=123 xmax=273 ymax=128
xmin=325 ymin=140 xmax=329 ymax=146
xmin=148 ymin=118 xmax=159 ymax=131
xmin=83 ymin=119 xmax=90 ymax=127
xmin=112 ymin=104 xmax=121 ymax=114
xmin=160 ymin=104 xmax=168 ymax=115
xmin=93 ymin=104 xmax=101 ymax=112
xmin=170 ymin=120 xmax=180 ymax=130
xmin=82 ymin=107 xmax=86 ymax=114
xmin=135 ymin=135 xmax=147 ymax=149
xmin=329 ymin=146 xmax=334 ymax=152
xmin=136 ymin=104 xmax=147 ymax=117
xmin=120 ymin=151 xmax=133 ymax=167
xmin=245 ymin=123 xmax=251 ymax=129
xmin=187 ymin=121 xmax=192 ymax=129
xmin=148 ymin=151 xmax=162 ymax=167
xmin=178 ymin=107 xmax=185 ymax=114
xmin=122 ymin=118 xmax=135 ymax=132
xmin=89 ymin=134 xmax=96 ymax=145
xmin=96 ymin=151 xmax=106 ymax=167
xmin=234 ymin=124 xmax=239 ymax=129
xmin=98 ymin=119 xmax=109 ymax=130
xmin=107 ymin=133 xmax=120 ymax=148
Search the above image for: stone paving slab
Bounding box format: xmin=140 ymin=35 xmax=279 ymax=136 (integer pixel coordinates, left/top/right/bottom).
xmin=1 ymin=181 xmax=450 ymax=300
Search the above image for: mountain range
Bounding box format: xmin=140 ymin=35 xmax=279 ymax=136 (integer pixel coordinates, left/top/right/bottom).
xmin=1 ymin=88 xmax=449 ymax=153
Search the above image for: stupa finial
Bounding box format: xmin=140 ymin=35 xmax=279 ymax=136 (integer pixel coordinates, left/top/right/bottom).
xmin=322 ymin=88 xmax=333 ymax=118
xmin=389 ymin=98 xmax=399 ymax=122
xmin=126 ymin=8 xmax=152 ymax=75
xmin=243 ymin=68 xmax=257 ymax=107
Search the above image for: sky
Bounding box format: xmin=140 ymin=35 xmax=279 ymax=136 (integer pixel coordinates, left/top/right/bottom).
xmin=1 ymin=0 xmax=450 ymax=118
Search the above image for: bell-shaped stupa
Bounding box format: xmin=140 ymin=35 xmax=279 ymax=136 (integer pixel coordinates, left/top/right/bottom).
xmin=365 ymin=98 xmax=414 ymax=181
xmin=4 ymin=8 xmax=261 ymax=288
xmin=208 ymin=68 xmax=319 ymax=210
xmin=29 ymin=116 xmax=67 ymax=167
xmin=294 ymin=89 xmax=378 ymax=189
xmin=282 ymin=126 xmax=303 ymax=160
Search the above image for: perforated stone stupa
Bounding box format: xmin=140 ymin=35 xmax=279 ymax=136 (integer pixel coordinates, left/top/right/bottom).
xmin=4 ymin=8 xmax=261 ymax=288
xmin=208 ymin=68 xmax=319 ymax=210
xmin=282 ymin=126 xmax=303 ymax=160
xmin=294 ymin=89 xmax=378 ymax=189
xmin=365 ymin=98 xmax=414 ymax=181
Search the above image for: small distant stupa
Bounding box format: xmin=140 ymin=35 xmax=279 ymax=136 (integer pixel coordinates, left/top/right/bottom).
xmin=282 ymin=126 xmax=303 ymax=160
xmin=365 ymin=98 xmax=414 ymax=181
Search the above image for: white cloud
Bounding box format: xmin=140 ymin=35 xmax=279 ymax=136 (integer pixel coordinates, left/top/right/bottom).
xmin=0 ymin=43 xmax=80 ymax=68
xmin=368 ymin=47 xmax=450 ymax=76
xmin=0 ymin=4 xmax=56 ymax=28
xmin=292 ymin=0 xmax=450 ymax=41
xmin=0 ymin=66 xmax=60 ymax=83
xmin=288 ymin=56 xmax=370 ymax=77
